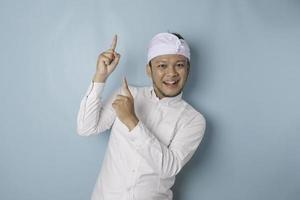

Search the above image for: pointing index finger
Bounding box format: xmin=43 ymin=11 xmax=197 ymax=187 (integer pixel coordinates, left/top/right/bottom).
xmin=122 ymin=77 xmax=132 ymax=97
xmin=110 ymin=34 xmax=117 ymax=51
xmin=124 ymin=77 xmax=129 ymax=89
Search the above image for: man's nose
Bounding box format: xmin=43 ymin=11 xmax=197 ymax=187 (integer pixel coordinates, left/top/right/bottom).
xmin=166 ymin=65 xmax=178 ymax=76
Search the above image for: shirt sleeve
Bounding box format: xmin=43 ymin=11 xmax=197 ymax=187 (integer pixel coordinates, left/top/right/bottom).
xmin=76 ymin=80 xmax=120 ymax=136
xmin=126 ymin=113 xmax=206 ymax=178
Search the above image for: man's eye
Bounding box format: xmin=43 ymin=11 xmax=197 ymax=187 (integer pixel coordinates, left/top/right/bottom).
xmin=158 ymin=64 xmax=167 ymax=68
xmin=176 ymin=63 xmax=185 ymax=67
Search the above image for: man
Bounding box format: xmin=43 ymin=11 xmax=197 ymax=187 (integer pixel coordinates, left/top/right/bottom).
xmin=77 ymin=32 xmax=206 ymax=200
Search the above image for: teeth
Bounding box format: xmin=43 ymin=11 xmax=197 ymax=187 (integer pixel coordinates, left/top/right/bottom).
xmin=164 ymin=80 xmax=177 ymax=84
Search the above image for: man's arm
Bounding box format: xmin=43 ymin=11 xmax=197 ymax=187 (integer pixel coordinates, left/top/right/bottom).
xmin=76 ymin=35 xmax=121 ymax=136
xmin=126 ymin=112 xmax=206 ymax=178
xmin=76 ymin=81 xmax=121 ymax=136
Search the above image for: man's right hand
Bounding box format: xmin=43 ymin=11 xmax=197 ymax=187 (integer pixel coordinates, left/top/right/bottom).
xmin=93 ymin=35 xmax=120 ymax=83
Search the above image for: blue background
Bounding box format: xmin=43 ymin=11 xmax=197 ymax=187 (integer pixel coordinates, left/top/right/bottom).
xmin=1 ymin=0 xmax=299 ymax=199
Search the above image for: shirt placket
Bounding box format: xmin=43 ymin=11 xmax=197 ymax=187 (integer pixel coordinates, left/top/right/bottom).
xmin=149 ymin=101 xmax=161 ymax=126
xmin=126 ymin=98 xmax=161 ymax=199
xmin=126 ymin=156 xmax=141 ymax=200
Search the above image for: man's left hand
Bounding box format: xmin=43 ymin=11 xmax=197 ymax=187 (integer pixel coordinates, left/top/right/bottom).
xmin=112 ymin=77 xmax=139 ymax=131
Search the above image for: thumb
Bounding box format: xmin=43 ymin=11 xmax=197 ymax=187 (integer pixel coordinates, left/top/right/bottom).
xmin=122 ymin=77 xmax=133 ymax=98
xmin=109 ymin=52 xmax=120 ymax=67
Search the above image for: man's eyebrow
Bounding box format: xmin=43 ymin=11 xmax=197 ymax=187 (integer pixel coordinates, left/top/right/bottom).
xmin=154 ymin=59 xmax=187 ymax=63
xmin=176 ymin=59 xmax=187 ymax=62
xmin=153 ymin=60 xmax=167 ymax=63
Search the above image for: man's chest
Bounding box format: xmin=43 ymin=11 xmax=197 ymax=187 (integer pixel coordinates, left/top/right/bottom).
xmin=134 ymin=99 xmax=186 ymax=147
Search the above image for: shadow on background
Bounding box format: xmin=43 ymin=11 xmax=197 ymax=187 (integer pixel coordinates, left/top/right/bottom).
xmin=172 ymin=117 xmax=213 ymax=200
xmin=172 ymin=41 xmax=213 ymax=200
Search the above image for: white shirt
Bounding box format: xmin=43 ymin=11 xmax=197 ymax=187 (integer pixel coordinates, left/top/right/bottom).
xmin=77 ymin=81 xmax=206 ymax=200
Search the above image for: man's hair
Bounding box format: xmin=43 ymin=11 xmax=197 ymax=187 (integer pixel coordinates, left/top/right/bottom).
xmin=148 ymin=32 xmax=190 ymax=68
xmin=170 ymin=32 xmax=184 ymax=40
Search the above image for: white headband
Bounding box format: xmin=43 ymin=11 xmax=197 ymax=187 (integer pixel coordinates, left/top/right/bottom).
xmin=147 ymin=32 xmax=190 ymax=63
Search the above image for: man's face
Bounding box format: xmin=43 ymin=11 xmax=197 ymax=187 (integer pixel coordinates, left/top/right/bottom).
xmin=147 ymin=54 xmax=190 ymax=99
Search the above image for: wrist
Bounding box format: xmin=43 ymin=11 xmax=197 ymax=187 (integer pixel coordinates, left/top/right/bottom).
xmin=93 ymin=73 xmax=107 ymax=83
xmin=126 ymin=115 xmax=139 ymax=131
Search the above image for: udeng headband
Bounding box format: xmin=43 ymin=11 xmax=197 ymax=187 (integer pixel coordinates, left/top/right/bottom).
xmin=147 ymin=33 xmax=190 ymax=63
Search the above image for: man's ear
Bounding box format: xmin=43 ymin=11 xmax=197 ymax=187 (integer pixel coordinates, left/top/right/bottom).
xmin=146 ymin=64 xmax=152 ymax=78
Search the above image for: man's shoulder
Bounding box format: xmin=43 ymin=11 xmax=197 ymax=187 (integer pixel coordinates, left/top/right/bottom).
xmin=180 ymin=100 xmax=206 ymax=125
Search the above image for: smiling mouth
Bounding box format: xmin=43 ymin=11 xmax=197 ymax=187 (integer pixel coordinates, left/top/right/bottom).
xmin=163 ymin=80 xmax=179 ymax=87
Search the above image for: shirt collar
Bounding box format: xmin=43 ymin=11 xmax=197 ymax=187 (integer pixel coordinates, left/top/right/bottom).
xmin=149 ymin=86 xmax=183 ymax=106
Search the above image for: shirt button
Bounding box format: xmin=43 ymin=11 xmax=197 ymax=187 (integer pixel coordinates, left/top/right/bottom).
xmin=131 ymin=169 xmax=136 ymax=173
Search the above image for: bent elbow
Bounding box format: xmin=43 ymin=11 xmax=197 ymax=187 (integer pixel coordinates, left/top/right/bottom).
xmin=76 ymin=126 xmax=97 ymax=137
xmin=76 ymin=127 xmax=89 ymax=136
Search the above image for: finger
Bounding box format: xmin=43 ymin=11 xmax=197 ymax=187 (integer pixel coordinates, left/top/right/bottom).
xmin=122 ymin=77 xmax=133 ymax=98
xmin=106 ymin=49 xmax=114 ymax=53
xmin=112 ymin=99 xmax=122 ymax=107
xmin=109 ymin=52 xmax=120 ymax=66
xmin=112 ymin=100 xmax=121 ymax=106
xmin=100 ymin=55 xmax=111 ymax=65
xmin=102 ymin=52 xmax=115 ymax=60
xmin=110 ymin=34 xmax=117 ymax=51
xmin=101 ymin=53 xmax=113 ymax=61
xmin=112 ymin=102 xmax=117 ymax=109
xmin=115 ymin=94 xmax=129 ymax=101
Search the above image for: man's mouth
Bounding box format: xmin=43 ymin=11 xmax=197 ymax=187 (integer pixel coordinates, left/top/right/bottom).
xmin=163 ymin=80 xmax=179 ymax=87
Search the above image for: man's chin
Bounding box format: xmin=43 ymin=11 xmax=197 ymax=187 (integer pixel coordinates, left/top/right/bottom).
xmin=161 ymin=90 xmax=182 ymax=98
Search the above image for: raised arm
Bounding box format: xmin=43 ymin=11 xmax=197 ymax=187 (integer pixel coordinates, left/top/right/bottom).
xmin=77 ymin=35 xmax=121 ymax=136
xmin=93 ymin=34 xmax=120 ymax=83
